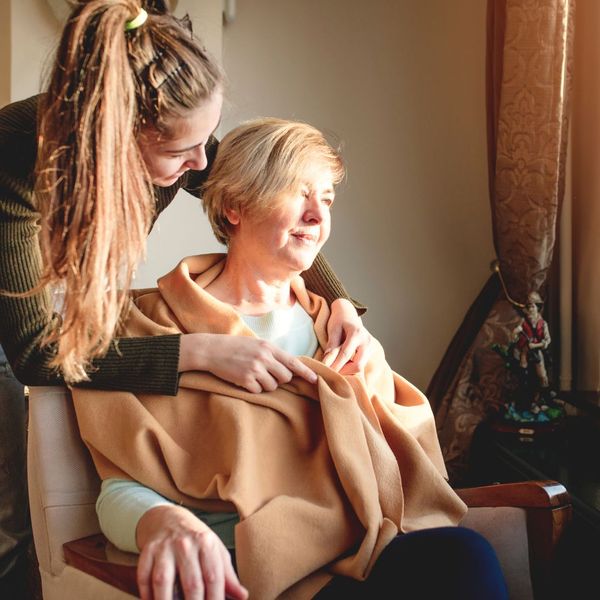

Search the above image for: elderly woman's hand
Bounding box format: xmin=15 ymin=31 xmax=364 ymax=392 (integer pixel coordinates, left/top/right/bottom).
xmin=323 ymin=299 xmax=372 ymax=373
xmin=136 ymin=505 xmax=248 ymax=600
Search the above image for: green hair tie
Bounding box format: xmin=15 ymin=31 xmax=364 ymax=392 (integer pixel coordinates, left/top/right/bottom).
xmin=125 ymin=7 xmax=148 ymax=31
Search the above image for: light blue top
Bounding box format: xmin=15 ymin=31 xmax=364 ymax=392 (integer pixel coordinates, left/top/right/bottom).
xmin=97 ymin=300 xmax=318 ymax=553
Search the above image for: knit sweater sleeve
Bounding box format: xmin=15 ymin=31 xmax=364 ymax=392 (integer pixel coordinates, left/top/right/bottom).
xmin=0 ymin=96 xmax=181 ymax=395
xmin=302 ymin=253 xmax=366 ymax=314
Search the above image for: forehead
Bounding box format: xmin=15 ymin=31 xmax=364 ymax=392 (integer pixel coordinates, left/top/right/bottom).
xmin=141 ymin=92 xmax=223 ymax=147
xmin=298 ymin=161 xmax=336 ymax=187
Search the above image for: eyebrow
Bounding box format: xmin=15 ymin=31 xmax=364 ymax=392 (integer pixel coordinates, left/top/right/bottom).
xmin=165 ymin=141 xmax=204 ymax=154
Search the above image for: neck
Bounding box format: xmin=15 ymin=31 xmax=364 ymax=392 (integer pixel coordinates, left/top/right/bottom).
xmin=205 ymin=249 xmax=298 ymax=315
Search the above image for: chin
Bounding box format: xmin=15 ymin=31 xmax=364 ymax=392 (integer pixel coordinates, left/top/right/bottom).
xmin=153 ymin=173 xmax=183 ymax=187
xmin=291 ymin=253 xmax=320 ymax=273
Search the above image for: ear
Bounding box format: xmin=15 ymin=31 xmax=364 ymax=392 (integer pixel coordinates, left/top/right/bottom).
xmin=224 ymin=207 xmax=240 ymax=225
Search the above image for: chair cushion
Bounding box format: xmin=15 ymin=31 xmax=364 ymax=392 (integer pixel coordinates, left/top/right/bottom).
xmin=461 ymin=506 xmax=533 ymax=600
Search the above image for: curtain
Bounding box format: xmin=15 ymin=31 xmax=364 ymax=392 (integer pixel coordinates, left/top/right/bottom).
xmin=428 ymin=0 xmax=575 ymax=483
xmin=572 ymin=1 xmax=600 ymax=392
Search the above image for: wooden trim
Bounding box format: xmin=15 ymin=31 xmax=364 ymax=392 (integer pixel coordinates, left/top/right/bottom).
xmin=63 ymin=535 xmax=140 ymax=598
xmin=456 ymin=480 xmax=571 ymax=509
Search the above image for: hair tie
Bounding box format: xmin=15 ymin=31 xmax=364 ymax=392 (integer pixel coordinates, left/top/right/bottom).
xmin=125 ymin=7 xmax=148 ymax=31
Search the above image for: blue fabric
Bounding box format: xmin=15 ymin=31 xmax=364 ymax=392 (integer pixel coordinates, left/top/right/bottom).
xmin=0 ymin=344 xmax=30 ymax=579
xmin=314 ymin=527 xmax=509 ymax=600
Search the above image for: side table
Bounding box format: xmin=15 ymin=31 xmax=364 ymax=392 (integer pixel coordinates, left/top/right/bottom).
xmin=468 ymin=408 xmax=600 ymax=599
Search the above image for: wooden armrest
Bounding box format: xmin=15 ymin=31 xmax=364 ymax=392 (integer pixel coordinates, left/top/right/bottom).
xmin=455 ymin=480 xmax=570 ymax=509
xmin=456 ymin=480 xmax=572 ymax=600
xmin=64 ymin=535 xmax=141 ymax=598
xmin=64 ymin=535 xmax=185 ymax=599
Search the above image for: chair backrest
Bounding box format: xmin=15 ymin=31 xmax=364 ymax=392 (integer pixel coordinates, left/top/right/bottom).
xmin=27 ymin=386 xmax=102 ymax=577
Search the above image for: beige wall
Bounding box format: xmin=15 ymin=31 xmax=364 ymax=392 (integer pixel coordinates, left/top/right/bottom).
xmin=9 ymin=0 xmax=57 ymax=102
xmin=572 ymin=1 xmax=600 ymax=391
xmin=222 ymin=0 xmax=492 ymax=390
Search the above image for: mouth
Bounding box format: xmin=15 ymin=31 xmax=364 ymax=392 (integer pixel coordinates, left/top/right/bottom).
xmin=291 ymin=232 xmax=317 ymax=244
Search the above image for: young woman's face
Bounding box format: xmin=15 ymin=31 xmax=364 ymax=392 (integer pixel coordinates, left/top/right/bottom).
xmin=138 ymin=91 xmax=223 ymax=187
xmin=229 ymin=163 xmax=336 ymax=275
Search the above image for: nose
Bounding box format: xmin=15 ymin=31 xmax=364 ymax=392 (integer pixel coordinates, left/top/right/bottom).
xmin=302 ymin=193 xmax=326 ymax=224
xmin=185 ymin=146 xmax=208 ymax=171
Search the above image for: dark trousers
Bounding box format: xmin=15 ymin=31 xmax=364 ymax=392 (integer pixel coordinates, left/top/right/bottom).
xmin=314 ymin=527 xmax=509 ymax=600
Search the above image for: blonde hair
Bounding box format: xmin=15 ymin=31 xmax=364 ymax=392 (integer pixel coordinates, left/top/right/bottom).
xmin=202 ymin=118 xmax=345 ymax=245
xmin=35 ymin=0 xmax=224 ymax=382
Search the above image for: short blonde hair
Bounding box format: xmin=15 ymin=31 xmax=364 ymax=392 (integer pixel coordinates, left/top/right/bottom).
xmin=202 ymin=118 xmax=345 ymax=245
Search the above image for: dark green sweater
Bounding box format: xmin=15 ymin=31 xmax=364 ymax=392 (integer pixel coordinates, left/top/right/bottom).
xmin=0 ymin=95 xmax=360 ymax=395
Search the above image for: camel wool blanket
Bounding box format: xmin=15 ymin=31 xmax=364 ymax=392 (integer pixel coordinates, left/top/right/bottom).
xmin=72 ymin=254 xmax=467 ymax=600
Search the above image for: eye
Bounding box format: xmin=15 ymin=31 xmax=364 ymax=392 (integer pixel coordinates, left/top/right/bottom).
xmin=322 ymin=196 xmax=334 ymax=207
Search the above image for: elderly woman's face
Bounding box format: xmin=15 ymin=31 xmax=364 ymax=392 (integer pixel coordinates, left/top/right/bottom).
xmin=231 ymin=162 xmax=335 ymax=274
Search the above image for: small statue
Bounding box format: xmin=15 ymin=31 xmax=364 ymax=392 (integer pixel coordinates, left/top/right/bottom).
xmin=493 ymin=291 xmax=564 ymax=425
xmin=512 ymin=291 xmax=551 ymax=389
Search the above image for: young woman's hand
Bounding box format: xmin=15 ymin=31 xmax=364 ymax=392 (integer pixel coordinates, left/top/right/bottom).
xmin=136 ymin=505 xmax=248 ymax=600
xmin=179 ymin=334 xmax=317 ymax=393
xmin=322 ymin=298 xmax=372 ymax=373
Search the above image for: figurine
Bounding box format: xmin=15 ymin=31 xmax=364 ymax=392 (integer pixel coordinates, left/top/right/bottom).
xmin=493 ymin=291 xmax=564 ymax=426
xmin=512 ymin=291 xmax=551 ymax=390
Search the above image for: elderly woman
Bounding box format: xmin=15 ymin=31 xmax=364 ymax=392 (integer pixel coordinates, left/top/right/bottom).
xmin=72 ymin=119 xmax=508 ymax=600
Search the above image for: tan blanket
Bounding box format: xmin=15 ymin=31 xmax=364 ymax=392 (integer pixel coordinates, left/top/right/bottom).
xmin=72 ymin=254 xmax=467 ymax=599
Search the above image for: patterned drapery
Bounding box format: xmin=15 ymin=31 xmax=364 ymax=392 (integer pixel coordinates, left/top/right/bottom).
xmin=429 ymin=0 xmax=575 ymax=483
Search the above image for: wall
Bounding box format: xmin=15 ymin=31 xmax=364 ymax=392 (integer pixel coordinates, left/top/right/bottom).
xmin=9 ymin=0 xmax=57 ymax=101
xmin=572 ymin=0 xmax=600 ymax=391
xmin=222 ymin=0 xmax=492 ymax=390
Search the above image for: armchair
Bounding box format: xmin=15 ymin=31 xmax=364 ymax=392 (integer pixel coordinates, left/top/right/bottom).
xmin=28 ymin=386 xmax=571 ymax=599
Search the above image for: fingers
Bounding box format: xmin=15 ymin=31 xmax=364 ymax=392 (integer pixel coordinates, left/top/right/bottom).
xmin=174 ymin=535 xmax=204 ymax=600
xmin=222 ymin=546 xmax=248 ymax=600
xmin=323 ymin=328 xmax=372 ymax=372
xmin=137 ymin=545 xmax=155 ymax=600
xmin=352 ymin=339 xmax=370 ymax=371
xmin=149 ymin=545 xmax=178 ymax=600
xmin=197 ymin=533 xmax=225 ymax=600
xmin=275 ymin=352 xmax=317 ymax=384
xmin=328 ymin=342 xmax=357 ymax=372
xmin=321 ymin=345 xmax=341 ymax=368
xmin=240 ymin=345 xmax=317 ymax=393
xmin=138 ymin=532 xmax=242 ymax=600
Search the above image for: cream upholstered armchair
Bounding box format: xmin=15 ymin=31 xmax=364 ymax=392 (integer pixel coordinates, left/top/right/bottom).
xmin=27 ymin=386 xmax=571 ymax=600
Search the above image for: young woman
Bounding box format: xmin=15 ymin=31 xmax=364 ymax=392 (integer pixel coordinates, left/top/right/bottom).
xmin=0 ymin=0 xmax=368 ymax=589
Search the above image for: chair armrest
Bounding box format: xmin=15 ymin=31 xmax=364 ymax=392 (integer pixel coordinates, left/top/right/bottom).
xmin=64 ymin=535 xmax=186 ymax=599
xmin=456 ymin=480 xmax=572 ymax=600
xmin=455 ymin=480 xmax=570 ymax=509
xmin=63 ymin=535 xmax=140 ymax=598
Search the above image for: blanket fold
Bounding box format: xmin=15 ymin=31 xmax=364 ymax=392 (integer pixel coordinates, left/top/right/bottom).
xmin=72 ymin=254 xmax=467 ymax=599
